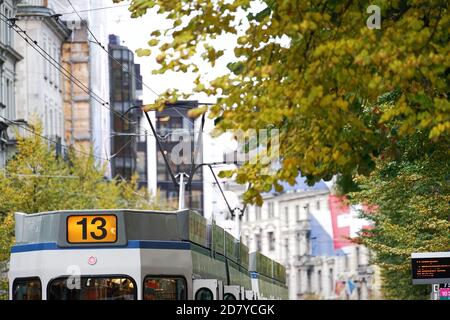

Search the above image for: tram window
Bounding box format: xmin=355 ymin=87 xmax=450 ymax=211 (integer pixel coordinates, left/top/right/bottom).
xmin=224 ymin=293 xmax=237 ymax=300
xmin=195 ymin=288 xmax=214 ymax=300
xmin=13 ymin=278 xmax=42 ymax=300
xmin=143 ymin=277 xmax=186 ymax=300
xmin=48 ymin=276 xmax=136 ymax=300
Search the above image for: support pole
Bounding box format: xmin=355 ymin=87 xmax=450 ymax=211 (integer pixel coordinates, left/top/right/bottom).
xmin=178 ymin=173 xmax=186 ymax=210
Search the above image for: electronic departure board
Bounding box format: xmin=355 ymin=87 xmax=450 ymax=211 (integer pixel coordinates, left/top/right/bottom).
xmin=411 ymin=252 xmax=450 ymax=284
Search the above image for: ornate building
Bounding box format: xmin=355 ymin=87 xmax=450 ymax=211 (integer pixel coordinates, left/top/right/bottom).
xmin=241 ymin=176 xmax=381 ymax=300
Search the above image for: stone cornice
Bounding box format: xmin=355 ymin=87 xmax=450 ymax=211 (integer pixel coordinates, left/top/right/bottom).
xmin=16 ymin=5 xmax=71 ymax=41
xmin=0 ymin=42 xmax=23 ymax=62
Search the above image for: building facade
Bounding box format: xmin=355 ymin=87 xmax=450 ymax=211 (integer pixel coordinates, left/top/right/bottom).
xmin=241 ymin=177 xmax=381 ymax=300
xmin=61 ymin=0 xmax=111 ymax=173
xmin=0 ymin=0 xmax=22 ymax=168
xmin=9 ymin=0 xmax=111 ymax=171
xmin=12 ymin=0 xmax=69 ymax=157
xmin=108 ymin=34 xmax=147 ymax=187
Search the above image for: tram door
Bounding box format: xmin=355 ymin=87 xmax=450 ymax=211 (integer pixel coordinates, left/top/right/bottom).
xmin=193 ymin=279 xmax=223 ymax=300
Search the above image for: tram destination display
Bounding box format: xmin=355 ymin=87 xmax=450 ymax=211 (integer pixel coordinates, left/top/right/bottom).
xmin=411 ymin=252 xmax=450 ymax=285
xmin=67 ymin=215 xmax=118 ymax=243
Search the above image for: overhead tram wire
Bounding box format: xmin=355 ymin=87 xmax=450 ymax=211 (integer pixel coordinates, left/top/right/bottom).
xmin=0 ymin=13 xmax=98 ymax=99
xmin=143 ymin=111 xmax=179 ymax=189
xmin=60 ymin=3 xmax=131 ymax=16
xmin=0 ymin=114 xmax=108 ymax=162
xmin=66 ymin=0 xmax=160 ymax=98
xmin=63 ymin=3 xmax=230 ymax=209
xmin=208 ymin=164 xmax=234 ymax=217
xmin=0 ymin=14 xmax=133 ymax=124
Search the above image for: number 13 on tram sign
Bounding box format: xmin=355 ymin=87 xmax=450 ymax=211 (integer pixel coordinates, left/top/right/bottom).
xmin=67 ymin=215 xmax=117 ymax=243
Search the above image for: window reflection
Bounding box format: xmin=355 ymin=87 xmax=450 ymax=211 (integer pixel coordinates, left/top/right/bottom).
xmin=143 ymin=277 xmax=186 ymax=300
xmin=48 ymin=277 xmax=135 ymax=300
xmin=13 ymin=278 xmax=42 ymax=300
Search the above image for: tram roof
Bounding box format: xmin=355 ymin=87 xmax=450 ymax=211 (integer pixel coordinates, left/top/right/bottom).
xmin=19 ymin=208 xmax=185 ymax=217
xmin=13 ymin=209 xmax=287 ymax=284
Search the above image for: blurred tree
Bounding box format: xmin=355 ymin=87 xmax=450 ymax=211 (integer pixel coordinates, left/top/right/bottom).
xmin=0 ymin=214 xmax=14 ymax=300
xmin=120 ymin=0 xmax=449 ymax=204
xmin=350 ymin=132 xmax=450 ymax=299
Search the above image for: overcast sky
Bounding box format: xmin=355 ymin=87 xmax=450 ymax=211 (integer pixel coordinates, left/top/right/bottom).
xmin=108 ymin=2 xmax=231 ymax=104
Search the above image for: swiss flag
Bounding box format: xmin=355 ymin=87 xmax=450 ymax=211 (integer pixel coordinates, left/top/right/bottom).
xmin=328 ymin=195 xmax=373 ymax=250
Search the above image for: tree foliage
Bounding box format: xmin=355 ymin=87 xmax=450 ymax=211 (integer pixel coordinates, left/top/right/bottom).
xmin=350 ymin=132 xmax=450 ymax=299
xmin=120 ymin=0 xmax=449 ymax=205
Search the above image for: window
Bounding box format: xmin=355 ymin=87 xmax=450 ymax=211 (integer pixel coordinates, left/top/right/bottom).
xmin=255 ymin=206 xmax=261 ymax=220
xmin=56 ymin=49 xmax=60 ymax=88
xmin=13 ymin=277 xmax=42 ymax=300
xmin=189 ymin=189 xmax=202 ymax=211
xmin=49 ymin=42 xmax=54 ymax=83
xmin=295 ymin=205 xmax=300 ymax=221
xmin=297 ymin=269 xmax=302 ymax=294
xmin=316 ymin=200 xmax=320 ymax=210
xmin=306 ymin=230 xmax=311 ymax=254
xmin=355 ymin=246 xmax=360 ymax=267
xmin=317 ymin=270 xmax=322 ymax=293
xmin=268 ymin=231 xmax=275 ymax=251
xmin=268 ymin=202 xmax=274 ymax=218
xmin=45 ymin=37 xmax=50 ymax=79
xmin=113 ymin=50 xmax=121 ymax=59
xmin=48 ymin=276 xmax=136 ymax=300
xmin=255 ymin=234 xmax=262 ymax=251
xmin=58 ymin=109 xmax=62 ymax=137
xmin=143 ymin=277 xmax=186 ymax=300
xmin=4 ymin=7 xmax=11 ymax=46
xmin=6 ymin=79 xmax=10 ymax=108
xmin=284 ymin=207 xmax=289 ymax=224
xmin=195 ymin=288 xmax=213 ymax=300
xmin=44 ymin=96 xmax=48 ymax=136
xmin=329 ymin=268 xmax=334 ymax=293
xmin=49 ymin=108 xmax=53 ymax=137
xmin=306 ymin=268 xmax=312 ymax=293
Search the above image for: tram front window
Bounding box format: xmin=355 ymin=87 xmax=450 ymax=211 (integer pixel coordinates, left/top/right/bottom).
xmin=143 ymin=277 xmax=186 ymax=300
xmin=48 ymin=276 xmax=136 ymax=300
xmin=13 ymin=278 xmax=42 ymax=300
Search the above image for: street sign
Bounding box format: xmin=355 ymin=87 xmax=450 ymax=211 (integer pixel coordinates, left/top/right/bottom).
xmin=411 ymin=252 xmax=450 ymax=285
xmin=67 ymin=215 xmax=117 ymax=244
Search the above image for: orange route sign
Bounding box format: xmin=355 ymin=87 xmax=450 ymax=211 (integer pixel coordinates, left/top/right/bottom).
xmin=67 ymin=215 xmax=117 ymax=244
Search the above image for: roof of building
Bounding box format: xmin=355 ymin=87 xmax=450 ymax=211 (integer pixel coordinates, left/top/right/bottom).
xmin=265 ymin=175 xmax=329 ymax=198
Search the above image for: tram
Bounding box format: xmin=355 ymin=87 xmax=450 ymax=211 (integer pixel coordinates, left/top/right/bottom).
xmin=8 ymin=209 xmax=288 ymax=300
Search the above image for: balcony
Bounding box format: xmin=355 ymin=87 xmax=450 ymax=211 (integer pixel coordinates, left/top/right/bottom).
xmin=357 ymin=264 xmax=374 ymax=275
xmin=292 ymin=254 xmax=314 ymax=267
xmin=294 ymin=219 xmax=309 ymax=231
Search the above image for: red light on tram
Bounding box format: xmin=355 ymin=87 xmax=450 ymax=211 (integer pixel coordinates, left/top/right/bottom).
xmin=88 ymin=256 xmax=97 ymax=265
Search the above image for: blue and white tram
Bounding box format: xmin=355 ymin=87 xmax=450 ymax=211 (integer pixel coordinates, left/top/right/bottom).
xmin=8 ymin=209 xmax=287 ymax=300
